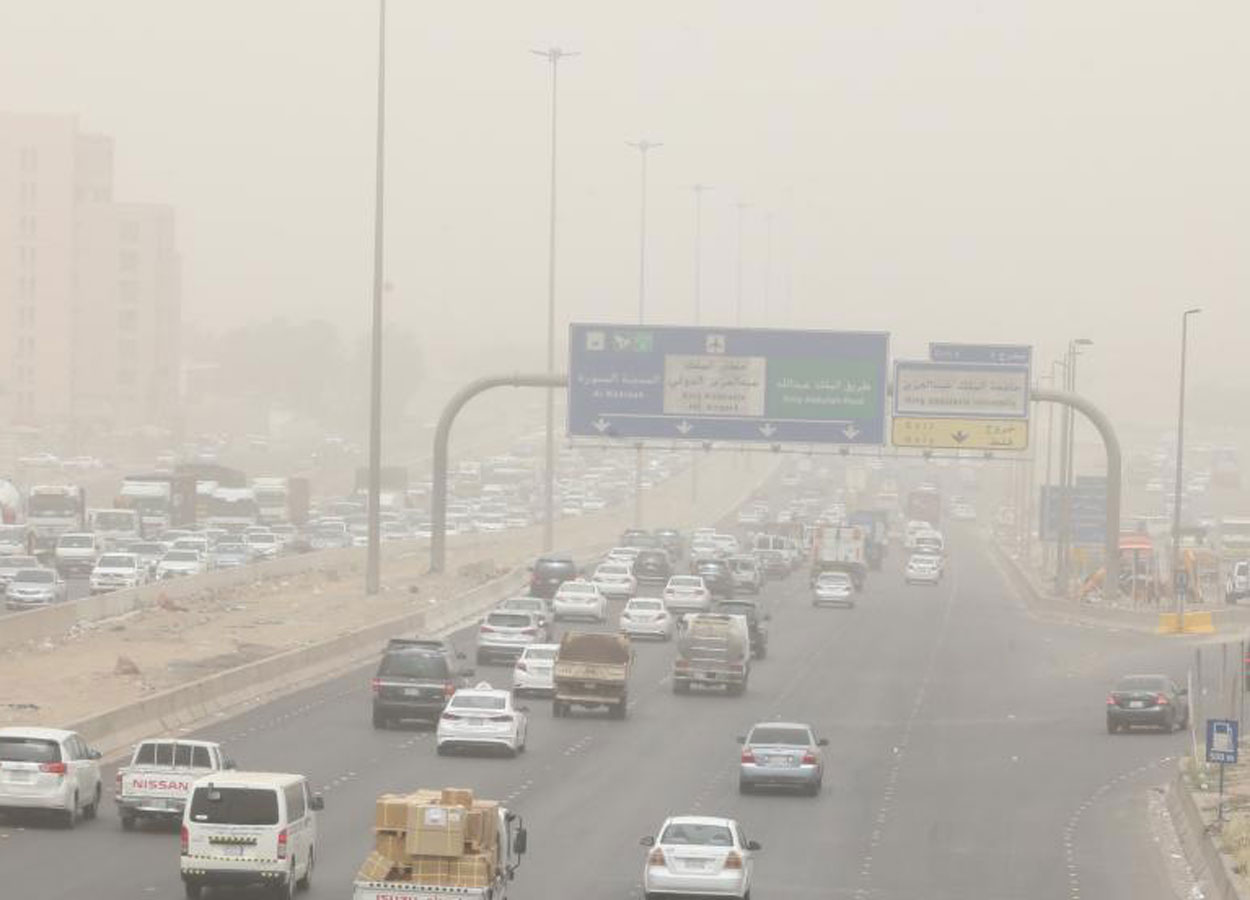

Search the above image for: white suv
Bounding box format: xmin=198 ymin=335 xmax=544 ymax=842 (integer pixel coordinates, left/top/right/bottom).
xmin=0 ymin=727 xmax=103 ymax=827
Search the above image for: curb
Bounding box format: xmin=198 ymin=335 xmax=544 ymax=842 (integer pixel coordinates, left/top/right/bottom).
xmin=1167 ymin=765 xmax=1247 ymax=900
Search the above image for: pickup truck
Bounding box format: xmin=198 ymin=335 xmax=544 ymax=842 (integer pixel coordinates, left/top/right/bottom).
xmin=552 ymin=631 xmax=632 ymax=719
xmin=114 ymin=738 xmax=233 ymax=829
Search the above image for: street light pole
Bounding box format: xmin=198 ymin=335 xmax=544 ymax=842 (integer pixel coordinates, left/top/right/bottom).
xmin=1056 ymin=338 xmax=1092 ymax=596
xmin=1174 ymin=308 xmax=1203 ymax=624
xmin=627 ymin=139 xmax=661 ymax=528
xmin=735 ymin=201 xmax=750 ymax=326
xmin=365 ymin=0 xmax=388 ymax=596
xmin=532 ymin=46 xmax=577 ymax=554
xmin=690 ymin=183 xmax=711 ymax=505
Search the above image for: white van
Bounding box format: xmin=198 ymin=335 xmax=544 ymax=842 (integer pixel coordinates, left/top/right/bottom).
xmin=181 ymin=771 xmax=323 ymax=899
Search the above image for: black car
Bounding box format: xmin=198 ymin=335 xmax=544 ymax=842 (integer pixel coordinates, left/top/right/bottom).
xmin=715 ymin=598 xmax=769 ymax=659
xmin=621 ymin=529 xmax=660 ymax=550
xmin=1106 ymin=674 xmax=1189 ymax=734
xmin=654 ymin=528 xmax=685 ymax=561
xmin=371 ymin=638 xmax=471 ymax=728
xmin=695 ymin=559 xmax=736 ymax=599
xmin=634 ymin=549 xmax=673 ymax=588
xmin=528 ymin=555 xmax=578 ymax=599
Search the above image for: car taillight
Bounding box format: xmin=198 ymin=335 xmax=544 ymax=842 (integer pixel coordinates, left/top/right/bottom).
xmin=675 ymin=660 xmax=690 ymax=670
xmin=442 ymin=712 xmax=461 ymax=720
xmin=277 ymin=828 xmax=288 ymax=859
xmin=480 ymin=625 xmax=496 ymax=633
xmin=741 ymin=748 xmax=756 ymax=763
xmin=1106 ymin=694 xmax=1117 ymax=706
xmin=180 ymin=825 xmax=189 ymax=855
xmin=724 ymin=851 xmax=743 ymax=870
xmin=521 ymin=627 xmax=538 ymax=636
xmin=1156 ymin=693 xmax=1169 ymax=705
xmin=39 ymin=762 xmax=67 ymax=776
xmin=371 ymin=677 xmax=382 ymax=695
xmin=801 ymin=751 xmax=817 ymax=765
xmin=444 ymin=682 xmax=456 ymax=698
xmin=116 ymin=770 xmax=123 ymax=791
xmin=648 ymin=847 xmax=666 ymax=866
xmin=515 ymin=662 xmax=528 ymax=672
xmin=730 ymin=663 xmax=745 ymax=672
xmin=488 ymin=714 xmax=514 ymax=723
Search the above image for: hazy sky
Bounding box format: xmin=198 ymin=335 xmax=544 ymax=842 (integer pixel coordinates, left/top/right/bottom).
xmin=3 ymin=1 xmax=1247 ymax=427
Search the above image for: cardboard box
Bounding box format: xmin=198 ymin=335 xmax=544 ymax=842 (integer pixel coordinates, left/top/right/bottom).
xmin=440 ymin=787 xmax=474 ymax=808
xmin=405 ymin=804 xmax=468 ymax=857
xmin=447 ymin=853 xmax=493 ymax=888
xmin=465 ymin=802 xmax=499 ymax=852
xmin=374 ymin=794 xmax=409 ymax=830
xmin=412 ymin=857 xmax=452 ymax=881
xmin=374 ymin=829 xmax=405 ymax=862
xmin=357 ymin=851 xmax=395 ymax=883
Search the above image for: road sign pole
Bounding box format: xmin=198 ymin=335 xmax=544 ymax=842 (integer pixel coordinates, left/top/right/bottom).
xmin=1219 ymin=762 xmax=1225 ymax=823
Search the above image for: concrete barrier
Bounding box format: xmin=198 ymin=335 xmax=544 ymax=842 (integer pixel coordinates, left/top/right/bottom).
xmin=1166 ymin=766 xmax=1245 ymax=900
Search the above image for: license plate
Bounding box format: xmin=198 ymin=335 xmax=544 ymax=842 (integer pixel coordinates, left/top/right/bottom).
xmin=7 ymin=771 xmax=33 ymax=783
xmin=403 ymin=687 xmax=423 ymax=696
xmin=681 ymin=859 xmax=710 ymax=871
xmin=221 ymin=844 xmax=247 ymax=857
xmin=1129 ymin=701 xmax=1145 ymax=709
xmin=767 ymin=756 xmax=796 ymax=767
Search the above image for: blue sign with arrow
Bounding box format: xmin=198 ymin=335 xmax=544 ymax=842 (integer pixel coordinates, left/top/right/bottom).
xmin=567 ymin=324 xmax=889 ymax=444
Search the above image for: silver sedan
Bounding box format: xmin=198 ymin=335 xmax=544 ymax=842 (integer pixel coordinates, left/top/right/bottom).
xmin=738 ymin=721 xmax=827 ymax=795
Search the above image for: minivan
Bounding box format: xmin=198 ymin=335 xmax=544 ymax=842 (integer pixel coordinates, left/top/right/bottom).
xmin=181 ymin=771 xmax=322 ymax=899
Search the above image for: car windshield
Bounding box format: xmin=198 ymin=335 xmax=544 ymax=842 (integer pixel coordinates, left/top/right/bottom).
xmin=379 ymin=652 xmax=448 ymax=679
xmin=164 ymin=551 xmax=199 ymax=562
xmin=57 ymin=535 xmax=93 ymax=548
xmin=561 ymin=583 xmax=595 ymax=595
xmin=450 ymin=695 xmax=507 ymax=711
xmin=0 ymin=737 xmax=61 ymax=763
xmin=523 ymin=647 xmax=557 ymax=661
xmin=749 ymin=726 xmax=812 ymax=746
xmin=248 ymin=533 xmax=276 ymax=543
xmin=598 ymin=565 xmax=629 ymax=576
xmin=16 ymin=569 xmax=54 ymax=583
xmin=487 ymin=613 xmax=531 ymax=628
xmin=96 ymin=555 xmax=135 ymax=568
xmin=1115 ymin=676 xmax=1170 ymax=692
xmin=819 ymin=574 xmax=851 ymax=585
xmin=217 ymin=544 xmax=247 ymax=554
xmin=502 ymin=598 xmax=543 ymax=612
xmin=189 ymin=786 xmax=279 ymax=825
xmin=536 ymin=559 xmax=576 ymax=575
xmin=631 ymin=600 xmax=663 ymax=611
xmin=130 ymin=544 xmax=164 ymax=555
xmin=0 ymin=557 xmax=38 ymax=570
xmin=661 ymin=822 xmax=735 ymax=846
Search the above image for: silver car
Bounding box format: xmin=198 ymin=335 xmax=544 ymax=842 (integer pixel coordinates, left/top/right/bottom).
xmin=5 ymin=568 xmax=67 ymax=611
xmin=0 ymin=555 xmax=40 ymax=587
xmin=812 ymin=571 xmax=855 ymax=607
xmin=738 ymin=721 xmax=827 ymax=795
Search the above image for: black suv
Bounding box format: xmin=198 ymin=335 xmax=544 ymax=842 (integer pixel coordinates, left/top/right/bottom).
xmin=715 ymin=597 xmax=770 ymax=659
xmin=634 ymin=548 xmax=673 ymax=587
xmin=695 ymin=559 xmax=736 ymax=599
xmin=620 ymin=529 xmax=660 ymax=549
xmin=371 ymin=638 xmax=471 ymax=728
xmin=529 ymin=555 xmax=578 ymax=599
xmin=654 ymin=528 xmax=684 ymax=561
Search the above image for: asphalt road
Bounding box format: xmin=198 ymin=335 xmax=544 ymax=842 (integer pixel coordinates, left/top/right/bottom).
xmin=0 ymin=526 xmax=1196 ymax=899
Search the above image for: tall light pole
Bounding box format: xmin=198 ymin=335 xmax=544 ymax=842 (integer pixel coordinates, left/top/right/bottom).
xmin=627 ymin=139 xmax=661 ymax=527
xmin=690 ymin=183 xmax=711 ymax=504
xmin=532 ymin=46 xmax=577 ymax=553
xmin=365 ymin=0 xmax=388 ymax=595
xmin=1173 ymin=308 xmax=1202 ymax=623
xmin=1056 ymin=338 xmax=1092 ymax=596
xmin=764 ymin=210 xmax=774 ymax=314
xmin=735 ymin=201 xmax=751 ymax=325
xmin=1043 ymin=361 xmax=1064 ymax=570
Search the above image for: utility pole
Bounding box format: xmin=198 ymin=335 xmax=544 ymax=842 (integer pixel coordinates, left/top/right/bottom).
xmin=735 ymin=201 xmax=750 ymax=326
xmin=627 ymin=139 xmax=661 ymax=528
xmin=365 ymin=0 xmax=388 ymax=595
xmin=690 ymin=183 xmax=711 ymax=505
xmin=532 ymin=46 xmax=578 ymax=553
xmin=1173 ymin=308 xmax=1202 ymax=625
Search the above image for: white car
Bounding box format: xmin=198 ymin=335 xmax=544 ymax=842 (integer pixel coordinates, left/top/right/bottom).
xmin=157 ymin=549 xmax=204 ymax=579
xmin=476 ymin=610 xmax=543 ymax=664
xmin=905 ymin=554 xmax=942 ymax=585
xmin=5 ymin=567 xmax=67 ymax=610
xmin=641 ymin=815 xmax=759 ymax=900
xmin=605 ymin=546 xmax=642 ymax=565
xmin=593 ymin=562 xmax=637 ymax=600
xmin=812 ymin=571 xmax=855 ymax=607
xmin=552 ymin=580 xmax=608 ymax=622
xmin=89 ymin=552 xmax=145 ymax=594
xmin=0 ymin=727 xmax=103 ymax=827
xmin=663 ymin=575 xmax=712 ymax=615
xmin=436 ymin=683 xmax=528 ymax=756
xmin=512 ymin=643 xmax=559 ymax=695
xmin=620 ymin=597 xmax=675 ymax=640
xmin=243 ymin=531 xmax=280 ymax=559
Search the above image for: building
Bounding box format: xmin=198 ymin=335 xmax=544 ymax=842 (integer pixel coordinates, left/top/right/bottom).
xmin=0 ymin=112 xmax=180 ymax=428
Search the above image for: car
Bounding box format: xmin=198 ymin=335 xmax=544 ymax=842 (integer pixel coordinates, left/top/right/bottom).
xmin=157 ymin=549 xmax=204 ymax=579
xmin=53 ymin=532 xmax=98 ymax=577
xmin=212 ymin=542 xmax=251 ymax=569
xmin=17 ymin=452 xmax=59 ymax=467
xmin=715 ymin=598 xmax=769 ymax=658
xmin=633 ymin=548 xmax=673 ymax=588
xmin=592 ymin=562 xmax=638 ymax=600
xmin=5 ymin=568 xmax=67 ymax=610
xmin=654 ymin=529 xmax=684 ymax=562
xmin=528 ymin=555 xmax=578 ymax=599
xmin=551 ymin=579 xmax=608 ymax=623
xmin=181 ymin=770 xmax=322 ymax=899
xmin=1106 ymin=674 xmax=1190 ymax=733
xmin=738 ymin=721 xmax=828 ymax=795
xmin=477 ymin=610 xmax=544 ymax=664
xmin=605 ymin=546 xmax=643 ymax=566
xmin=663 ymin=575 xmax=712 ymax=615
xmin=727 ymin=555 xmax=763 ymax=594
xmin=694 ymin=560 xmax=736 ymax=599
xmin=0 ymin=727 xmax=103 ymax=827
xmin=620 ymin=597 xmax=675 ymax=640
xmin=371 ymin=638 xmax=470 ymax=728
xmin=905 ymin=554 xmax=942 ymax=585
xmin=0 ymin=554 xmax=40 ymax=586
xmin=436 ymin=683 xmax=528 ymax=756
xmin=755 ymin=548 xmax=790 ymax=580
xmin=171 ymin=537 xmax=211 ymax=559
xmin=950 ymin=503 xmax=977 ymax=521
xmin=243 ymin=531 xmax=280 ymax=559
xmin=512 ymin=643 xmax=559 ymax=696
xmin=641 ymin=815 xmax=760 ymax=900
xmin=89 ymin=552 xmax=145 ymax=594
xmin=497 ymin=595 xmax=554 ymax=640
xmin=0 ymin=524 xmax=32 ymax=556
xmin=812 ymin=570 xmax=855 ymax=607
xmin=126 ymin=542 xmax=167 ymax=578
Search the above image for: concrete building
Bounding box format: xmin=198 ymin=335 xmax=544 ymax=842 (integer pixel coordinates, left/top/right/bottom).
xmin=0 ymin=112 xmax=180 ymax=428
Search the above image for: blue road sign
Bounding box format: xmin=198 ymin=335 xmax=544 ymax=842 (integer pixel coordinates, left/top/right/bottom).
xmin=929 ymin=342 xmax=1033 ymax=367
xmin=1040 ymin=477 xmax=1107 ymax=545
xmin=1207 ymin=719 xmax=1239 ymax=765
xmin=567 ymin=324 xmax=889 ymax=444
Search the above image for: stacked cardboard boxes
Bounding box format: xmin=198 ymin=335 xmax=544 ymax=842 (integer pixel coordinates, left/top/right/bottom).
xmin=357 ymin=788 xmax=500 ymax=888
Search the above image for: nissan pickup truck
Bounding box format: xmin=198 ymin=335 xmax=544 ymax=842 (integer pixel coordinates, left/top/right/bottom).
xmin=115 ymin=738 xmax=233 ymax=830
xmin=552 ymin=631 xmax=633 ymax=719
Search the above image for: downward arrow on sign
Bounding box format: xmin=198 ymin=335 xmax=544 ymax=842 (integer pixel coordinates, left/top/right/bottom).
xmin=593 ymin=418 xmax=611 ymax=434
xmin=842 ymin=424 xmax=861 ymax=440
xmin=759 ymin=423 xmax=777 ymax=438
xmin=952 ymin=430 xmax=970 ymax=444
xmin=676 ymin=421 xmax=693 ymax=435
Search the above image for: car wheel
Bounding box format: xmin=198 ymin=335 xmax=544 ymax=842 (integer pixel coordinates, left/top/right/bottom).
xmin=756 ymin=644 xmax=767 ymax=660
xmin=372 ymin=709 xmax=388 ymax=729
xmin=1106 ymin=720 xmax=1118 ymax=734
xmin=120 ymin=812 xmax=136 ymax=831
xmin=273 ymin=867 xmax=295 ymax=899
xmin=183 ymin=881 xmax=202 ymax=899
xmin=673 ymin=679 xmax=689 ymax=695
xmin=436 ymin=743 xmax=450 ymax=756
xmin=84 ymin=784 xmax=100 ymax=820
xmin=61 ymin=794 xmax=78 ymax=829
xmin=738 ymin=778 xmax=752 ymax=795
xmin=807 ymin=780 xmax=821 ymax=797
xmin=297 ymin=849 xmax=314 ymax=891
xmin=552 ymin=701 xmax=564 ymax=718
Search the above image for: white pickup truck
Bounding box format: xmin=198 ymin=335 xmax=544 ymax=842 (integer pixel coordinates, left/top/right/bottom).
xmin=114 ymin=739 xmax=233 ymax=830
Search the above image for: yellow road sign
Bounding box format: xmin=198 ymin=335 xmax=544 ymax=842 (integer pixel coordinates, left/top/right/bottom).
xmin=891 ymin=417 xmax=1028 ymax=451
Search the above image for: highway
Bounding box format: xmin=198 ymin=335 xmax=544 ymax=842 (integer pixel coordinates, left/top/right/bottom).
xmin=0 ymin=525 xmax=1194 ymax=899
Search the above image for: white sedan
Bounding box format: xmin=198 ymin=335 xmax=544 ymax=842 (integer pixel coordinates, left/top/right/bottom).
xmin=552 ymin=580 xmax=608 ymax=622
xmin=436 ymin=684 xmax=528 ymax=757
xmin=592 ymin=562 xmax=637 ymax=600
xmin=620 ymin=598 xmax=675 ymax=640
xmin=641 ymin=815 xmax=759 ymax=900
xmin=663 ymin=576 xmax=712 ymax=615
xmin=812 ymin=571 xmax=855 ymax=607
xmin=512 ymin=644 xmax=558 ymax=695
